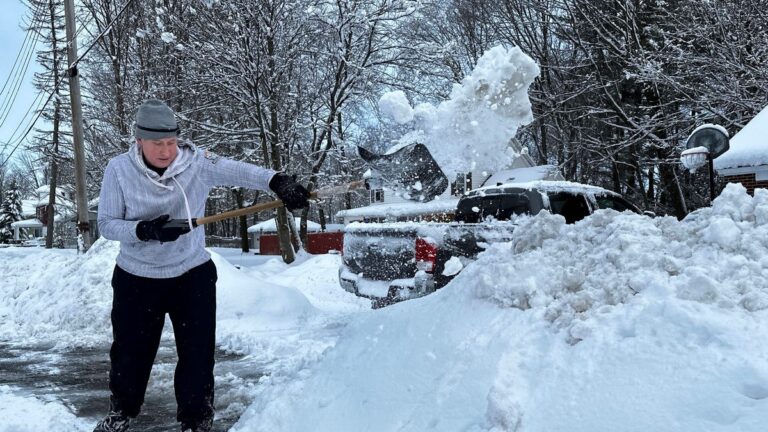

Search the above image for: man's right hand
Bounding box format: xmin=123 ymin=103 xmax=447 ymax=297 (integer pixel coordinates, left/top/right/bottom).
xmin=136 ymin=215 xmax=191 ymax=242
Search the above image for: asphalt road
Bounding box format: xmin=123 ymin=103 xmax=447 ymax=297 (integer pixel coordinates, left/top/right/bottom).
xmin=0 ymin=339 xmax=264 ymax=432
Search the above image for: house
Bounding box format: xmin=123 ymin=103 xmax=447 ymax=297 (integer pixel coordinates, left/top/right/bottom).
xmin=714 ymin=106 xmax=768 ymax=195
xmin=248 ymin=217 xmax=344 ymax=255
xmin=246 ymin=217 xmax=323 ymax=247
xmin=9 ymin=185 xmax=99 ymax=245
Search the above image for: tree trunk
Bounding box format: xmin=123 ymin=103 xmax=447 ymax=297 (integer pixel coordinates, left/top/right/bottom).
xmin=232 ymin=188 xmax=249 ymax=252
xmin=659 ymin=164 xmax=687 ymax=219
xmin=45 ymin=0 xmax=60 ymax=249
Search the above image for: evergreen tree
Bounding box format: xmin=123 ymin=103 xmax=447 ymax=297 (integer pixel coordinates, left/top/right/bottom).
xmin=0 ymin=179 xmax=23 ymax=243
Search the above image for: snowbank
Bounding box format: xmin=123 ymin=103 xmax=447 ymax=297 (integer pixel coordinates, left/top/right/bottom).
xmin=0 ymin=240 xmax=321 ymax=352
xmin=380 ymin=45 xmax=540 ymax=177
xmin=235 ymin=183 xmax=768 ymax=431
xmin=0 ymin=386 xmax=89 ymax=432
xmin=0 ymin=241 xmax=117 ymax=347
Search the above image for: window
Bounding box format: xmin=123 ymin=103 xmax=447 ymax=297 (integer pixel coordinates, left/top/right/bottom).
xmin=455 ymin=193 xmax=531 ymax=223
xmin=371 ymin=189 xmax=385 ymax=203
xmin=451 ymin=172 xmax=473 ymax=196
xmin=548 ymin=192 xmax=591 ymax=224
xmin=594 ymin=194 xmax=636 ymax=213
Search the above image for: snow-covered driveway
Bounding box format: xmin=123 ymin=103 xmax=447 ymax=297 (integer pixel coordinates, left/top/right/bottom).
xmin=0 ymin=245 xmax=369 ymax=431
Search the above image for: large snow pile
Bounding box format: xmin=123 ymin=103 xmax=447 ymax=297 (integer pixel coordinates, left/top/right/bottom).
xmin=234 ymin=183 xmax=768 ymax=431
xmin=379 ymin=45 xmax=540 ymax=177
xmin=0 ymin=241 xmax=117 ymax=347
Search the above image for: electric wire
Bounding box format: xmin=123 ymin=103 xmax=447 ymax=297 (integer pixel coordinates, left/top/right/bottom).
xmin=0 ymin=0 xmax=43 ymax=99
xmin=0 ymin=0 xmax=45 ymax=127
xmin=0 ymin=0 xmax=136 ymax=169
xmin=0 ymin=0 xmax=98 ymax=157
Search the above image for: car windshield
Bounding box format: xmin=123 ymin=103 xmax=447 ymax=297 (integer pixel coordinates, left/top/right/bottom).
xmin=455 ymin=192 xmax=531 ymax=223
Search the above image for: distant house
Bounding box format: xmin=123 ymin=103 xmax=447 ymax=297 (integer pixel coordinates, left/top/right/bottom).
xmin=245 ymin=217 xmax=321 ymax=248
xmin=714 ymin=106 xmax=768 ymax=195
xmin=9 ymin=185 xmax=99 ymax=245
xmin=248 ymin=217 xmax=344 ymax=255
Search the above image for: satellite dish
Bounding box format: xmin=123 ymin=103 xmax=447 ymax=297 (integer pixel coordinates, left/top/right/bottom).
xmin=686 ymin=124 xmax=730 ymax=159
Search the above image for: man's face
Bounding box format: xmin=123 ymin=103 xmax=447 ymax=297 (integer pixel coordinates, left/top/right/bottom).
xmin=137 ymin=137 xmax=178 ymax=169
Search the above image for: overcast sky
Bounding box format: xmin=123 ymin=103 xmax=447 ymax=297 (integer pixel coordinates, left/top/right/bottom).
xmin=0 ymin=1 xmax=43 ymax=168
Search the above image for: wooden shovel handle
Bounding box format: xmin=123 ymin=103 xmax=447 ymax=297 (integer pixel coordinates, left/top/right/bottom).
xmin=194 ymin=191 xmax=319 ymax=227
xmin=193 ymin=180 xmax=366 ymax=227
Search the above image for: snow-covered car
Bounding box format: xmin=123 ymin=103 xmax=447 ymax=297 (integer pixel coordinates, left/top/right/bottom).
xmin=339 ymin=180 xmax=641 ymax=307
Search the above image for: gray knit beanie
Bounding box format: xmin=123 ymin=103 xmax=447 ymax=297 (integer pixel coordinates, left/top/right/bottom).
xmin=134 ymin=99 xmax=179 ymax=139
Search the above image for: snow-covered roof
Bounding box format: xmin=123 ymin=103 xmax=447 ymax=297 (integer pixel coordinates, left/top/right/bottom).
xmin=335 ymin=198 xmax=459 ymax=219
xmin=11 ymin=218 xmax=44 ymax=228
xmin=714 ymin=106 xmax=768 ymax=170
xmin=20 ymin=185 xmax=76 ymax=218
xmin=247 ymin=217 xmax=322 ymax=233
xmin=481 ymin=165 xmax=563 ymax=187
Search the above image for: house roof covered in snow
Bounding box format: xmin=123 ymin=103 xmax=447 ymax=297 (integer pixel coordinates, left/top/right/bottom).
xmin=247 ymin=217 xmax=322 ymax=233
xmin=714 ymin=106 xmax=768 ymax=171
xmin=20 ymin=185 xmax=76 ymax=218
xmin=11 ymin=218 xmax=44 ymax=228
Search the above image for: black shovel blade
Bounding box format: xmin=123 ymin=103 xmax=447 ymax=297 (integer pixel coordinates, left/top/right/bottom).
xmin=164 ymin=218 xmax=199 ymax=230
xmin=357 ymin=143 xmax=448 ymax=202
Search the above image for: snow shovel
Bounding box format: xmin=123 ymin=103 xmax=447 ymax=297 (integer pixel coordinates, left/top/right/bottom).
xmin=357 ymin=143 xmax=448 ymax=202
xmin=163 ymin=180 xmax=366 ymax=230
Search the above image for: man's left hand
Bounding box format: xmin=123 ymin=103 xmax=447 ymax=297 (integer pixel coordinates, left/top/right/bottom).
xmin=269 ymin=173 xmax=310 ymax=212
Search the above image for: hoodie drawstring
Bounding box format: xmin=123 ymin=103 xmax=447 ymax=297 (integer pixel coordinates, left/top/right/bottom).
xmin=172 ymin=177 xmax=195 ymax=231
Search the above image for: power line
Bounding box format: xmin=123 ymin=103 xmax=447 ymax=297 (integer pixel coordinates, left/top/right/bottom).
xmin=0 ymin=0 xmax=45 ymax=127
xmin=0 ymin=0 xmax=136 ymax=169
xmin=0 ymin=0 xmax=98 ymax=155
xmin=3 ymin=75 xmax=51 ymax=146
xmin=0 ymin=0 xmax=42 ymax=99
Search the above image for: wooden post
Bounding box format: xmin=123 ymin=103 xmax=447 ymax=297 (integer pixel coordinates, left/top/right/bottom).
xmin=63 ymin=0 xmax=91 ymax=251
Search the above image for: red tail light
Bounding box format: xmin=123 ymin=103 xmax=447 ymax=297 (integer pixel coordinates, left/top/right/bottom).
xmin=415 ymin=237 xmax=438 ymax=273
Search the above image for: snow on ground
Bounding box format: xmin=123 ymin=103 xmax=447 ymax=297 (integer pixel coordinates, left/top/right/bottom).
xmin=3 ymin=183 xmax=768 ymax=431
xmin=0 ymin=385 xmax=91 ymax=432
xmin=232 ymin=183 xmax=768 ymax=432
xmin=0 ymin=242 xmax=368 ymax=431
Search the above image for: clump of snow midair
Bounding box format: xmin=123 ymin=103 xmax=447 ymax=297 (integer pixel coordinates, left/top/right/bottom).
xmin=441 ymin=256 xmax=463 ymax=276
xmin=385 ymin=45 xmax=539 ymax=178
xmin=379 ymin=90 xmax=414 ymax=124
xmin=160 ymin=32 xmax=176 ymax=43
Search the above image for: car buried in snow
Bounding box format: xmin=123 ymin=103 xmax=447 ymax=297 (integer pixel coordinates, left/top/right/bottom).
xmin=339 ymin=180 xmax=642 ymax=308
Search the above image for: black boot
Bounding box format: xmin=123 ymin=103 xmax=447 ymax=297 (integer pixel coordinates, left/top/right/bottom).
xmin=181 ymin=416 xmax=213 ymax=432
xmin=93 ymin=411 xmax=130 ymax=432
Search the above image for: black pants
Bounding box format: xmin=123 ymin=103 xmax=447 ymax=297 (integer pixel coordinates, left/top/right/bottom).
xmin=108 ymin=259 xmax=217 ymax=427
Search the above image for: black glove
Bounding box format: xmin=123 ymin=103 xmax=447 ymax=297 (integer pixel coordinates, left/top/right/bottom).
xmin=136 ymin=214 xmax=191 ymax=242
xmin=269 ymin=172 xmax=310 ymax=212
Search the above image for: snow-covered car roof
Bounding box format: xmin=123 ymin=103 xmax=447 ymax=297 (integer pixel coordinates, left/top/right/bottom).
xmin=335 ymin=198 xmax=460 ymax=219
xmin=466 ymin=180 xmax=618 ymax=197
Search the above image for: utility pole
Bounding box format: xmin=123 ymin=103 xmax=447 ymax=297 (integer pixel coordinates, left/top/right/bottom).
xmin=63 ymin=0 xmax=92 ymax=252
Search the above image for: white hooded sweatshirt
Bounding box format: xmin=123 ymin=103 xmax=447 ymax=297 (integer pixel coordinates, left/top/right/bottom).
xmin=97 ymin=140 xmax=276 ymax=278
